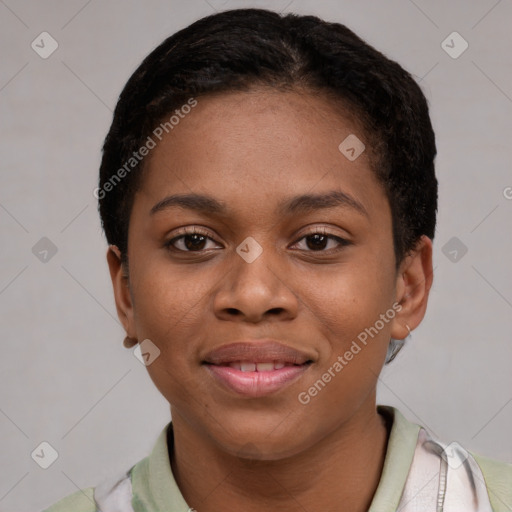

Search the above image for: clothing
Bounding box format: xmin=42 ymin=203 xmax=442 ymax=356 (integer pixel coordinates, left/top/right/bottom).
xmin=43 ymin=405 xmax=512 ymax=511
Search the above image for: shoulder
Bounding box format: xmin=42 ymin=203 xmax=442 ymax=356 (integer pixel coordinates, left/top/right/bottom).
xmin=41 ymin=423 xmax=173 ymax=512
xmin=42 ymin=487 xmax=96 ymax=512
xmin=472 ymin=451 xmax=512 ymax=512
xmin=43 ymin=467 xmax=136 ymax=512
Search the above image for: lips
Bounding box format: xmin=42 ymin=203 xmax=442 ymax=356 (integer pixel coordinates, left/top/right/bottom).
xmin=202 ymin=340 xmax=314 ymax=397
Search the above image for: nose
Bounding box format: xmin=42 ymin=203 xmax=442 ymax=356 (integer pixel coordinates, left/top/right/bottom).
xmin=213 ymin=246 xmax=299 ymax=323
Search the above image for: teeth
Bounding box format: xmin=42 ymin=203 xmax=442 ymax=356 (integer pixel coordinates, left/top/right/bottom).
xmin=256 ymin=362 xmax=274 ymax=372
xmin=240 ymin=362 xmax=256 ymax=372
xmin=228 ymin=361 xmax=289 ymax=372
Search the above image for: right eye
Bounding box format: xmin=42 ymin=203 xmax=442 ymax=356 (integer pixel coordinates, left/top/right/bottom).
xmin=165 ymin=228 xmax=222 ymax=252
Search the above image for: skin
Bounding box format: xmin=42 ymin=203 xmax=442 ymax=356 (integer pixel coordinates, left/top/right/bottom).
xmin=107 ymin=87 xmax=433 ymax=512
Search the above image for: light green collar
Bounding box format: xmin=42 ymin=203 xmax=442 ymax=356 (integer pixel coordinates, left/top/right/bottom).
xmin=369 ymin=405 xmax=421 ymax=510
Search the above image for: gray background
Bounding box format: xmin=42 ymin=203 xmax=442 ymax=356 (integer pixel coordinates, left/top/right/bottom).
xmin=0 ymin=0 xmax=511 ymax=510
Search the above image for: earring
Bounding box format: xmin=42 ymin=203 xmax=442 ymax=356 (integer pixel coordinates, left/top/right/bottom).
xmin=123 ymin=336 xmax=138 ymax=348
xmin=385 ymin=324 xmax=412 ymax=364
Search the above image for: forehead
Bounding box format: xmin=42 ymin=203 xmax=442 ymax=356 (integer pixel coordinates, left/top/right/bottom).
xmin=137 ymin=88 xmax=386 ymax=219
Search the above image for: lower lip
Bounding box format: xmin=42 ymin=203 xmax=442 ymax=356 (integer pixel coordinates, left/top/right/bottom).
xmin=204 ymin=364 xmax=310 ymax=397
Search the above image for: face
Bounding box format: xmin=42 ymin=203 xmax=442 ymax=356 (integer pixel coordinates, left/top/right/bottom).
xmin=109 ymin=88 xmax=426 ymax=460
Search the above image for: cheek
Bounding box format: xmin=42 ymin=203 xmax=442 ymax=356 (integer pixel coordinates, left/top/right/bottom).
xmin=298 ymin=254 xmax=395 ymax=336
xmin=130 ymin=260 xmax=213 ymax=340
xmin=133 ymin=267 xmax=209 ymax=403
xmin=128 ymin=268 xmax=212 ymax=407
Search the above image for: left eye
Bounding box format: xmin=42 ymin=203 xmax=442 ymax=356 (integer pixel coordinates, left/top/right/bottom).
xmin=293 ymin=232 xmax=348 ymax=251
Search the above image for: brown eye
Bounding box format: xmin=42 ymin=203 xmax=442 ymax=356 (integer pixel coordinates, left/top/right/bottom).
xmin=305 ymin=233 xmax=329 ymax=251
xmin=166 ymin=229 xmax=221 ymax=252
xmin=293 ymin=231 xmax=349 ymax=252
xmin=180 ymin=234 xmax=208 ymax=251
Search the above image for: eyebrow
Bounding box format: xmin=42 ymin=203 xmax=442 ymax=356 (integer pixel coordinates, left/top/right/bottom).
xmin=150 ymin=190 xmax=368 ymax=217
xmin=278 ymin=190 xmax=368 ymax=217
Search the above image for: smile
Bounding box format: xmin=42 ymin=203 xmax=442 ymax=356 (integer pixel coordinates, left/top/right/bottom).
xmin=202 ymin=340 xmax=314 ymax=397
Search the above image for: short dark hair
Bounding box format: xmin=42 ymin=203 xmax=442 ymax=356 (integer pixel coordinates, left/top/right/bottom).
xmin=98 ymin=8 xmax=437 ymax=268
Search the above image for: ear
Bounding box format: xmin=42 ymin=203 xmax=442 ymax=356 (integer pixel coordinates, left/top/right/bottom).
xmin=390 ymin=235 xmax=434 ymax=340
xmin=106 ymin=245 xmax=136 ymax=337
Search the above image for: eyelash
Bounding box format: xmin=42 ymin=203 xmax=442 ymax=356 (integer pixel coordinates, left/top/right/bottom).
xmin=165 ymin=227 xmax=350 ymax=253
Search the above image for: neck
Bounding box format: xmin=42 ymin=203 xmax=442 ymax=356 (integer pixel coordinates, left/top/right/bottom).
xmin=169 ymin=398 xmax=390 ymax=512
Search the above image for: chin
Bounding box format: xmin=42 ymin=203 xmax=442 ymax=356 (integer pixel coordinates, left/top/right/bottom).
xmin=208 ymin=417 xmax=311 ymax=461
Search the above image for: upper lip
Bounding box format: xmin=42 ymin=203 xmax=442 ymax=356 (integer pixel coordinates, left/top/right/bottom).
xmin=202 ymin=340 xmax=314 ymax=365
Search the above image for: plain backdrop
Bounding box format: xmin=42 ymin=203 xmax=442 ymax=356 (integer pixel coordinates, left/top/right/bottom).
xmin=0 ymin=1 xmax=511 ymax=510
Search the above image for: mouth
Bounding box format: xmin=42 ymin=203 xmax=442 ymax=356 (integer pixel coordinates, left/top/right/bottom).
xmin=202 ymin=341 xmax=314 ymax=398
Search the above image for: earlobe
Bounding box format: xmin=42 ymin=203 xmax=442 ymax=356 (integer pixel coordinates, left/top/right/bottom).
xmin=106 ymin=245 xmax=136 ymax=336
xmin=391 ymin=235 xmax=434 ymax=340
